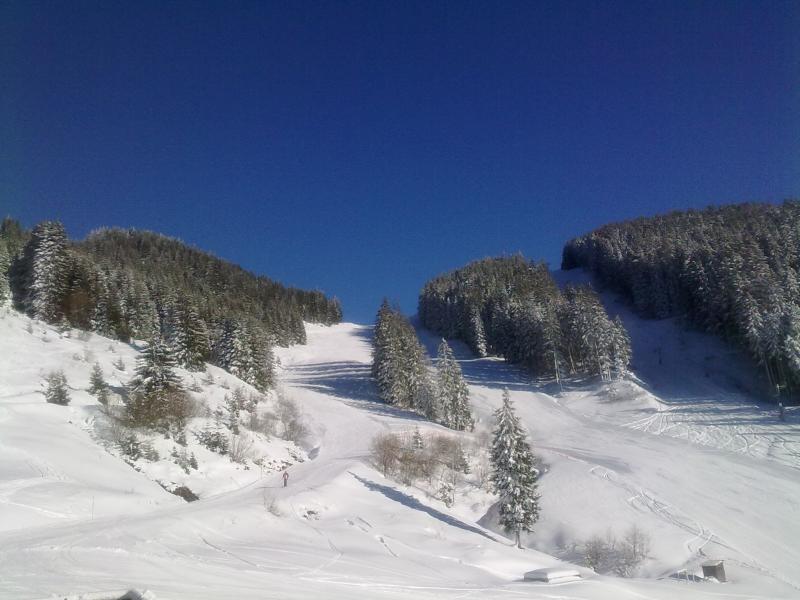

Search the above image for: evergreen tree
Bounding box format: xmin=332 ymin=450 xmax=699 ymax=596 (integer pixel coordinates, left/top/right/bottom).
xmin=45 ymin=371 xmax=71 ymax=405
xmin=172 ymin=303 xmax=210 ymax=371
xmin=0 ymin=241 xmax=10 ymax=305
xmin=20 ymin=221 xmax=70 ymax=322
xmin=435 ymin=339 xmax=474 ymax=431
xmin=126 ymin=337 xmax=183 ymax=425
xmin=247 ymin=324 xmax=276 ymax=392
xmin=372 ymin=301 xmax=436 ymax=417
xmin=89 ymin=362 xmax=108 ymax=394
xmin=213 ymin=319 xmax=274 ymax=391
xmin=490 ymin=389 xmax=540 ymax=548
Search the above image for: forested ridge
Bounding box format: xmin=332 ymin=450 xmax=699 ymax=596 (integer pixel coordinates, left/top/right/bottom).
xmin=0 ymin=218 xmax=341 ymax=390
xmin=419 ymin=256 xmax=631 ymax=382
xmin=562 ymin=201 xmax=800 ymax=399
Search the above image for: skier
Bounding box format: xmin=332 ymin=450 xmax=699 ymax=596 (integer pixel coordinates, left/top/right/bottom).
xmin=282 ymin=470 xmax=289 ymax=487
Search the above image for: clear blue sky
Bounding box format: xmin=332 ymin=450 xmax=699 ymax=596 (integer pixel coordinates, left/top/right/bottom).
xmin=2 ymin=1 xmax=798 ymax=323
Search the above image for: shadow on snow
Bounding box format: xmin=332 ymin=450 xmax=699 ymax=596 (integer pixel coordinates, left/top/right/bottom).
xmin=350 ymin=472 xmax=502 ymax=543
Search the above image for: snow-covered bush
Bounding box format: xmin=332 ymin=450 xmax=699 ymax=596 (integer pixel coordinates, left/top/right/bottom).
xmin=44 ymin=370 xmax=70 ymax=405
xmin=583 ymin=525 xmax=651 ymax=577
xmin=194 ymin=427 xmax=229 ymax=455
xmin=229 ymin=432 xmax=254 ymax=464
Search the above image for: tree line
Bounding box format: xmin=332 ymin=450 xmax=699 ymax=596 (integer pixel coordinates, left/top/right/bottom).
xmin=419 ymin=256 xmax=631 ymax=382
xmin=562 ymin=201 xmax=800 ymax=399
xmin=372 ymin=300 xmax=474 ymax=430
xmin=1 ymin=218 xmax=341 ymax=391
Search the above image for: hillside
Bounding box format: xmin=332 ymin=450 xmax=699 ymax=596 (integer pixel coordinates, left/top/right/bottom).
xmin=1 ymin=291 xmax=799 ymax=599
xmin=562 ymin=201 xmax=800 ymax=401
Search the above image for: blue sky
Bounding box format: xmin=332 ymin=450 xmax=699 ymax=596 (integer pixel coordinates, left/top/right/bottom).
xmin=2 ymin=1 xmax=799 ymax=323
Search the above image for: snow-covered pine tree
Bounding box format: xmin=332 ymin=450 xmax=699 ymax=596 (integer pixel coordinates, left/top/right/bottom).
xmin=172 ymin=303 xmax=210 ymax=372
xmin=45 ymin=371 xmax=70 ymax=405
xmin=89 ymin=362 xmax=107 ymax=394
xmin=215 ymin=319 xmax=254 ymax=381
xmin=490 ymin=389 xmax=540 ymax=548
xmin=610 ymin=316 xmax=632 ymax=378
xmin=25 ymin=221 xmax=70 ymax=323
xmin=435 ymin=339 xmax=474 ymax=431
xmin=0 ymin=240 xmax=10 ymax=305
xmin=372 ymin=300 xmax=438 ymax=417
xmin=246 ymin=324 xmax=276 ymax=392
xmin=467 ymin=307 xmax=487 ymax=358
xmin=126 ymin=336 xmax=183 ymax=425
xmin=90 ymin=268 xmax=116 ymax=338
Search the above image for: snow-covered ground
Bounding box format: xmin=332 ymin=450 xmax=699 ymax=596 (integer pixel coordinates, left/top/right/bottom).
xmin=1 ymin=291 xmax=799 ymax=599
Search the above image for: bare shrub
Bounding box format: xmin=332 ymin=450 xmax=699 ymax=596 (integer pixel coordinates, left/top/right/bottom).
xmin=229 ymin=432 xmax=255 ymax=464
xmin=370 ymin=432 xmax=402 ymax=476
xmin=583 ymin=525 xmax=650 ymax=577
xmin=276 ymin=394 xmax=309 ymax=443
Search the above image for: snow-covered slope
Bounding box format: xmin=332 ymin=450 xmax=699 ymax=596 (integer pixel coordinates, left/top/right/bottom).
xmin=1 ymin=298 xmax=799 ymax=599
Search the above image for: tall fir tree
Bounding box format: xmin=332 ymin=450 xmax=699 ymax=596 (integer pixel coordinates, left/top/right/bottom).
xmin=172 ymin=303 xmax=210 ymax=371
xmin=372 ymin=300 xmax=436 ymax=417
xmin=126 ymin=336 xmax=183 ymax=425
xmin=435 ymin=339 xmax=474 ymax=431
xmin=45 ymin=371 xmax=71 ymax=405
xmin=0 ymin=241 xmax=10 ymax=305
xmin=21 ymin=221 xmax=70 ymax=322
xmin=490 ymin=389 xmax=540 ymax=548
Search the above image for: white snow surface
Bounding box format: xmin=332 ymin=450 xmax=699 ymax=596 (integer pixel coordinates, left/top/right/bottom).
xmin=1 ymin=290 xmax=800 ymax=599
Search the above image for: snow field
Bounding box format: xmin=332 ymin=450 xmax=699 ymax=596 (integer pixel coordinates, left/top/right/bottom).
xmin=1 ymin=301 xmax=800 ymax=599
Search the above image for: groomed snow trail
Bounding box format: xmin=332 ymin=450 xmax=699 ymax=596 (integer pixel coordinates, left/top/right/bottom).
xmin=1 ymin=316 xmax=799 ymax=599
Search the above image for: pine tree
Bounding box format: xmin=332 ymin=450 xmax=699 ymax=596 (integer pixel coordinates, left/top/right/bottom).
xmin=435 ymin=339 xmax=474 ymax=431
xmin=23 ymin=221 xmax=70 ymax=322
xmin=126 ymin=336 xmax=183 ymax=425
xmin=213 ymin=319 xmax=274 ymax=391
xmin=372 ymin=300 xmax=435 ymax=414
xmin=467 ymin=307 xmax=487 ymax=358
xmin=0 ymin=241 xmax=10 ymax=306
xmin=45 ymin=371 xmax=71 ymax=405
xmin=490 ymin=389 xmax=540 ymax=548
xmin=88 ymin=362 xmax=109 ymax=398
xmin=172 ymin=303 xmax=210 ymax=371
xmin=247 ymin=324 xmax=276 ymax=392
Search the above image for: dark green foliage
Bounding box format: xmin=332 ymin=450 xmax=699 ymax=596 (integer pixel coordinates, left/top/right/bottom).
xmin=194 ymin=427 xmax=229 ymax=455
xmin=13 ymin=221 xmax=70 ymax=322
xmin=419 ymin=256 xmax=630 ymax=381
xmin=172 ymin=485 xmax=200 ymax=502
xmin=125 ymin=337 xmax=186 ymax=426
xmin=89 ymin=362 xmax=106 ymax=394
xmin=0 ymin=218 xmax=28 ymax=258
xmin=78 ymin=228 xmax=340 ymax=344
xmin=44 ymin=371 xmax=70 ymax=405
xmin=562 ymin=201 xmax=800 ymax=397
xmin=89 ymin=362 xmax=110 ymax=404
